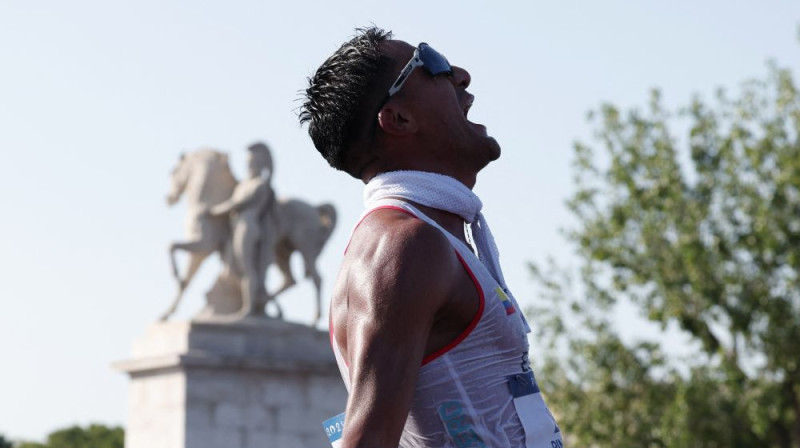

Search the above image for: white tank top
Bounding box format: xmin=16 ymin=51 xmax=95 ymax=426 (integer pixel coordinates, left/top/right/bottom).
xmin=331 ymin=199 xmax=562 ymax=448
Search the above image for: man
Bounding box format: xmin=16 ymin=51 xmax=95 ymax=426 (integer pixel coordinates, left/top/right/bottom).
xmin=207 ymin=143 xmax=274 ymax=317
xmin=300 ymin=27 xmax=562 ymax=448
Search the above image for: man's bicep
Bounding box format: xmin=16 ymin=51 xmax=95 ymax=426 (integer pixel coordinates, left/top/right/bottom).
xmin=341 ymin=286 xmax=435 ymax=446
xmin=346 ymin=291 xmax=434 ymax=379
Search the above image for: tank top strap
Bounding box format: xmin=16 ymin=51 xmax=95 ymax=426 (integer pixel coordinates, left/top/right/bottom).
xmin=362 ymin=198 xmax=479 ymax=261
xmin=362 ymin=198 xmax=532 ymax=335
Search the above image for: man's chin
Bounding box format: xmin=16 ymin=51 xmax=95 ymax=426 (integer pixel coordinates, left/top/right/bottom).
xmin=486 ymin=136 xmax=501 ymax=161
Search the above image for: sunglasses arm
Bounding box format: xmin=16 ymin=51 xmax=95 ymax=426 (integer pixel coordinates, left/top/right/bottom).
xmin=388 ymin=53 xmax=423 ymax=96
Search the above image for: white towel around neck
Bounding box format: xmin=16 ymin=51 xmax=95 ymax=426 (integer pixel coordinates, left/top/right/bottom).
xmin=363 ymin=170 xmax=508 ymax=289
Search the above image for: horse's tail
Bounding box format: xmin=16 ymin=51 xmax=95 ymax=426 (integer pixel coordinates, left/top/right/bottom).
xmin=316 ymin=203 xmax=337 ymax=245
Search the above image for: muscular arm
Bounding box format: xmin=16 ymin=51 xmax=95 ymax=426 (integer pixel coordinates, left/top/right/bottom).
xmin=208 ymin=199 xmax=239 ymax=217
xmin=209 ymin=180 xmax=267 ymax=216
xmin=337 ymin=211 xmax=463 ymax=448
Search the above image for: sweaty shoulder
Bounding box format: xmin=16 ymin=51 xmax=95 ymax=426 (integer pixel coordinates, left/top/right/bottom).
xmin=346 ymin=207 xmax=456 ymax=271
xmin=332 ymin=207 xmax=478 ymax=365
xmin=342 ymin=207 xmax=464 ymax=320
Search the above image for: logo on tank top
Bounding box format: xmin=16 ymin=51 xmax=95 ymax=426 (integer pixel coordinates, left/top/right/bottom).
xmin=437 ymin=401 xmax=487 ymax=448
xmin=495 ymin=287 xmax=516 ymax=315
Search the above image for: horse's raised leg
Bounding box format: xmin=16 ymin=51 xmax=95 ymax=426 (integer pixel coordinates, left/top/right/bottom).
xmin=160 ymin=251 xmax=210 ymax=321
xmin=161 ymin=241 xmax=213 ymax=321
xmin=169 ymin=242 xmax=182 ymax=280
xmin=181 ymin=250 xmax=210 ymax=290
xmin=169 ymin=240 xmax=212 ymax=281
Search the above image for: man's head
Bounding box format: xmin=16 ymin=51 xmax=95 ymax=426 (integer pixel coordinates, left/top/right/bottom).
xmin=300 ymin=27 xmax=500 ymax=185
xmin=247 ymin=142 xmax=273 ymax=178
xmin=299 ymin=27 xmax=395 ymax=179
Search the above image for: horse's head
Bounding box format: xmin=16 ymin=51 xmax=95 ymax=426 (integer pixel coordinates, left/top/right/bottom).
xmin=166 ymin=149 xmax=238 ymax=208
xmin=166 ymin=152 xmax=191 ymax=206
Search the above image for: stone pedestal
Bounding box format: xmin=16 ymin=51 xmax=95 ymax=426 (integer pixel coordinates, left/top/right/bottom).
xmin=114 ymin=318 xmax=347 ymax=448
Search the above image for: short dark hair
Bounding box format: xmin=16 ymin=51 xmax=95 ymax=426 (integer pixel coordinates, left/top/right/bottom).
xmin=299 ymin=27 xmax=393 ymax=178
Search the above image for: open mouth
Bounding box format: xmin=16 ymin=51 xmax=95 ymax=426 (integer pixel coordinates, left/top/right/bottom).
xmin=462 ymin=95 xmax=474 ymax=117
xmin=461 ymin=94 xmax=488 ymax=135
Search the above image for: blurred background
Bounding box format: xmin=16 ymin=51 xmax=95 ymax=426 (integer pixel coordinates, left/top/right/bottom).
xmin=1 ymin=1 xmax=799 ymax=446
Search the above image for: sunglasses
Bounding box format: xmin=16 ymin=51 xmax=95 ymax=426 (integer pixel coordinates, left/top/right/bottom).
xmin=387 ymin=42 xmax=452 ymax=97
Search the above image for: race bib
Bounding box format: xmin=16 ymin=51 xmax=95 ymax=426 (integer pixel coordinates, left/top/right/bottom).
xmin=322 ymin=412 xmax=345 ymax=448
xmin=508 ymin=372 xmax=563 ymax=448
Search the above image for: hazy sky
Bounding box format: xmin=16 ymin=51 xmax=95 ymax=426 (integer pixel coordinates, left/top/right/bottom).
xmin=1 ymin=0 xmax=798 ymax=442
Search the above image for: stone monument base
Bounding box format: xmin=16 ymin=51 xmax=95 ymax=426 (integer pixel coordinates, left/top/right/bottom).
xmin=114 ymin=317 xmax=347 ymax=448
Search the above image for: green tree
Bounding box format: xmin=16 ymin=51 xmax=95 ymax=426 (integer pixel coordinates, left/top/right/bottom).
xmin=530 ymin=60 xmax=800 ymax=448
xmin=45 ymin=425 xmax=123 ymax=448
xmin=13 ymin=425 xmax=123 ymax=448
xmin=0 ymin=435 xmax=13 ymax=448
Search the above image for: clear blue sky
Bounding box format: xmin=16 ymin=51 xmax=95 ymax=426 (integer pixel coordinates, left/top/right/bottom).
xmin=1 ymin=0 xmax=798 ymax=442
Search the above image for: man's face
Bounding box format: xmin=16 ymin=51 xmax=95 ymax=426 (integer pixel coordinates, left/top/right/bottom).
xmin=382 ymin=40 xmax=501 ymax=170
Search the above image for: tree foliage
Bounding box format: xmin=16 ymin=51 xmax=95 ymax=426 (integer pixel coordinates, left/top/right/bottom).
xmin=530 ymin=61 xmax=800 ymax=448
xmin=11 ymin=425 xmax=123 ymax=448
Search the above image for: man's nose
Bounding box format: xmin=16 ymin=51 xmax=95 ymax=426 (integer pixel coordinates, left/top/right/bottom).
xmin=450 ymin=65 xmax=471 ymax=89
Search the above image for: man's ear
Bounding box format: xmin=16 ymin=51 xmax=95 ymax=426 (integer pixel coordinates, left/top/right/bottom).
xmin=377 ymin=104 xmax=418 ymax=135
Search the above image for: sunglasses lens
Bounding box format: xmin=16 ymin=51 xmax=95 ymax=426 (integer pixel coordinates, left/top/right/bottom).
xmin=387 ymin=43 xmax=453 ymax=97
xmin=418 ymin=44 xmax=451 ymax=76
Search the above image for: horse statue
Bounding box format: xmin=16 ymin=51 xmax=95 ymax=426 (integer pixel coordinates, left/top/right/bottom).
xmin=163 ymin=149 xmax=236 ymax=320
xmin=162 ymin=148 xmax=337 ymax=325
